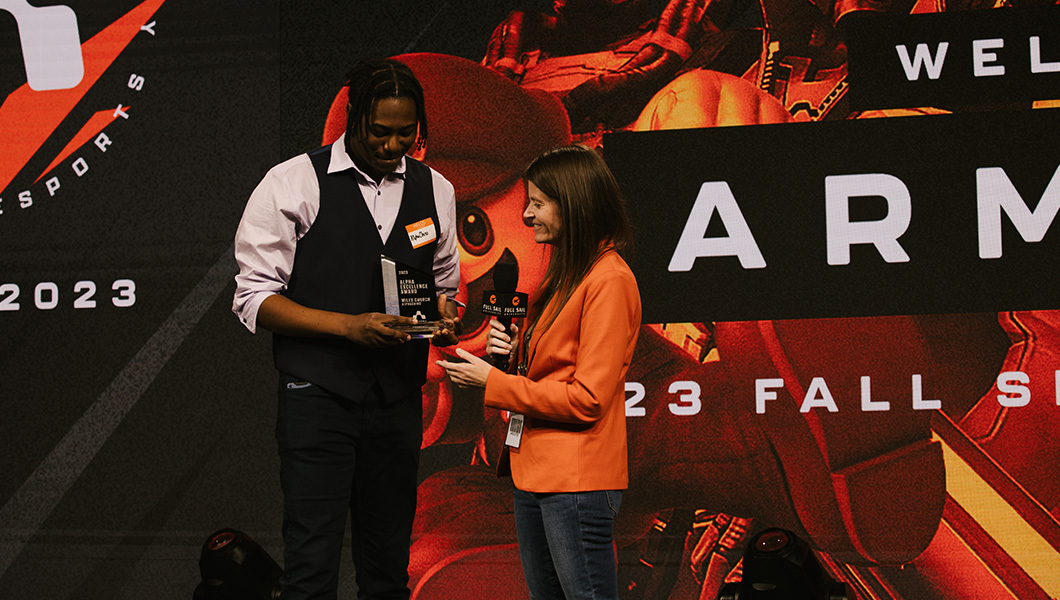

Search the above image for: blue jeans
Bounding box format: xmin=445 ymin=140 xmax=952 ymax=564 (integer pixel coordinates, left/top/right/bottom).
xmin=513 ymin=488 xmax=622 ymax=600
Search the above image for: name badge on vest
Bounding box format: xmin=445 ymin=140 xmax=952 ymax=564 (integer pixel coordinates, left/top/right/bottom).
xmin=405 ymin=217 xmax=437 ymax=249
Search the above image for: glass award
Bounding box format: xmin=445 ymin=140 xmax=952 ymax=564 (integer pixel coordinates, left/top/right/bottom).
xmin=380 ymin=254 xmax=440 ymax=338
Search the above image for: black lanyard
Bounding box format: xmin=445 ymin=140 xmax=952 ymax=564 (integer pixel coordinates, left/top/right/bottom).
xmin=516 ymin=321 xmax=537 ymax=377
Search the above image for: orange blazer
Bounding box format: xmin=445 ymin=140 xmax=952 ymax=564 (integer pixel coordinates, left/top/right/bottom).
xmin=484 ymin=249 xmax=641 ymax=493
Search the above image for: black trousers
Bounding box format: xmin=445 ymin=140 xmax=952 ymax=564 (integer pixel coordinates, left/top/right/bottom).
xmin=276 ymin=373 xmax=422 ymax=600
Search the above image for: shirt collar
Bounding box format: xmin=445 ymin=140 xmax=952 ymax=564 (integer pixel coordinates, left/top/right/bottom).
xmin=328 ymin=133 xmax=407 ymax=181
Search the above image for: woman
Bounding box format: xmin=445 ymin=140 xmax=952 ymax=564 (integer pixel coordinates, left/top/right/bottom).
xmin=437 ymin=144 xmax=641 ymax=600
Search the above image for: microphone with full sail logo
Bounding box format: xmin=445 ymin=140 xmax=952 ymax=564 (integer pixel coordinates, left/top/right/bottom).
xmin=481 ymin=261 xmax=527 ymax=371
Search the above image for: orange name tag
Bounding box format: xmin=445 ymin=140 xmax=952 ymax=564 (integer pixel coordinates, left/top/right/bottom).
xmin=405 ymin=217 xmax=437 ymax=248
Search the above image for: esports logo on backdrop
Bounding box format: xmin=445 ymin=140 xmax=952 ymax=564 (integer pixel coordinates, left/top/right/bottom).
xmin=0 ymin=0 xmax=166 ymax=217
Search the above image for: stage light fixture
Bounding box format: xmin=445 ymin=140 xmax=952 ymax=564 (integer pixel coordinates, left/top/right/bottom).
xmin=193 ymin=528 xmax=283 ymax=600
xmin=715 ymin=527 xmax=852 ymax=600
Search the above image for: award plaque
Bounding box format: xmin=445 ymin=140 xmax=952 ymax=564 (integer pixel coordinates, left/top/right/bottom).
xmin=380 ymin=255 xmax=439 ymax=338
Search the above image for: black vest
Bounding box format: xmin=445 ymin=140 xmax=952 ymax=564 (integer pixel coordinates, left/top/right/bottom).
xmin=272 ymin=147 xmax=439 ymax=402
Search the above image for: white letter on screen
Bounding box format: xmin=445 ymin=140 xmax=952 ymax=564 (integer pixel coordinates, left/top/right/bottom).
xmin=977 ymin=165 xmax=1060 ymax=258
xmin=861 ymin=376 xmax=890 ymax=411
xmin=895 ymin=42 xmax=949 ymax=80
xmin=669 ymin=181 xmax=766 ymax=271
xmin=911 ymin=374 xmax=942 ymax=410
xmin=801 ymin=377 xmax=839 ymax=413
xmin=973 ymin=38 xmax=1005 ymax=77
xmin=825 ymin=173 xmax=912 ymax=265
xmin=755 ymin=378 xmax=785 ymax=414
xmin=996 ymin=371 xmax=1030 ymax=407
xmin=1031 ymin=36 xmax=1060 ymax=73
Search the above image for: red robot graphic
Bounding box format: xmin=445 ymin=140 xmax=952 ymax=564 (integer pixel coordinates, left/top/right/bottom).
xmin=319 ymin=31 xmax=1060 ymax=596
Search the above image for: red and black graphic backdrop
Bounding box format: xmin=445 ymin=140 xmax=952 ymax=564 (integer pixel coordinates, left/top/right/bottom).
xmin=2 ymin=1 xmax=1058 ymax=599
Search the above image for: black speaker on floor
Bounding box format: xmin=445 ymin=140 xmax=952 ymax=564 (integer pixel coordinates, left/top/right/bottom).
xmin=716 ymin=528 xmax=851 ymax=600
xmin=193 ymin=528 xmax=283 ymax=600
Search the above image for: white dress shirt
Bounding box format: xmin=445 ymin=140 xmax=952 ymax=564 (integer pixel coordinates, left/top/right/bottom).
xmin=233 ymin=134 xmax=460 ymax=332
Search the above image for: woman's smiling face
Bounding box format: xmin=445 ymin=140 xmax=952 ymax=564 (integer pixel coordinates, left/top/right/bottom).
xmin=524 ymin=181 xmax=562 ymax=245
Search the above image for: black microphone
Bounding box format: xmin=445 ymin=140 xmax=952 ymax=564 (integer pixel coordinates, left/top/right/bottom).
xmin=482 ymin=261 xmax=526 ymax=371
xmin=492 ymin=261 xmax=518 ymax=332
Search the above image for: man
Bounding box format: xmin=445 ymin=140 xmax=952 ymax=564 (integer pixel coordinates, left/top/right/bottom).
xmin=233 ymin=58 xmax=461 ymax=600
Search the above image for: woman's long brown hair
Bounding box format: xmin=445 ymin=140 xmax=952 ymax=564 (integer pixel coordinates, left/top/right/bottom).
xmin=524 ymin=145 xmax=633 ymax=333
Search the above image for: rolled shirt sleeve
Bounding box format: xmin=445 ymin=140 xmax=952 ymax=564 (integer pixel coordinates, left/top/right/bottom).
xmin=232 ymin=154 xmax=319 ymax=333
xmin=430 ymin=169 xmax=460 ymax=300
